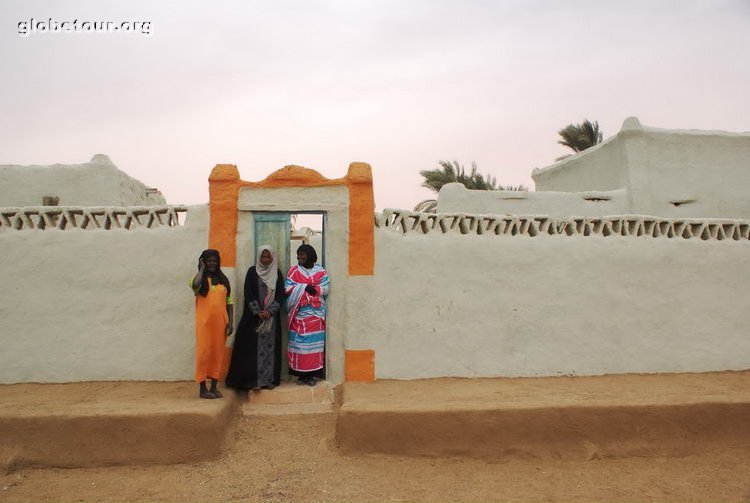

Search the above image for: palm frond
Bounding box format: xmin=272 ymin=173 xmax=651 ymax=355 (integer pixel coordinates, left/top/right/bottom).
xmin=557 ymin=119 xmax=603 ymax=154
xmin=419 ymin=160 xmax=517 ymax=197
xmin=413 ymin=199 xmax=438 ymax=213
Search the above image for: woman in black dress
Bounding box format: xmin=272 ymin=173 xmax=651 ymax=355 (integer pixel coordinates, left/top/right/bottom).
xmin=225 ymin=245 xmax=285 ymax=391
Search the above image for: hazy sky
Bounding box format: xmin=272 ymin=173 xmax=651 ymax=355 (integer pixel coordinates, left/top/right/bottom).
xmin=1 ymin=0 xmax=749 ymax=209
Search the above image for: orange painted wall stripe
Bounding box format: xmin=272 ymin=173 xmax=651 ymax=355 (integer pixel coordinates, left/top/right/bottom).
xmin=208 ymin=164 xmax=240 ymax=267
xmin=345 ymin=349 xmax=375 ymax=381
xmin=345 ymin=163 xmax=375 ymax=276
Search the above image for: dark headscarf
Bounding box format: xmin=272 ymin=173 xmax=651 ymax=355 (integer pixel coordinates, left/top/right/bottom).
xmin=297 ymin=244 xmax=317 ymax=269
xmin=197 ymin=249 xmax=231 ymax=297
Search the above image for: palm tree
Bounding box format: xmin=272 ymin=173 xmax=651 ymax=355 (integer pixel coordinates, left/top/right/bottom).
xmin=415 ymin=161 xmax=527 ymax=213
xmin=557 ymin=120 xmax=603 ymax=160
xmin=420 ymin=161 xmax=498 ymax=193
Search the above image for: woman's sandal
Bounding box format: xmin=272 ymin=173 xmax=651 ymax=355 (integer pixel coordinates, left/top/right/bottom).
xmin=200 ymin=391 xmax=216 ymax=399
xmin=212 ymin=389 xmax=223 ymax=398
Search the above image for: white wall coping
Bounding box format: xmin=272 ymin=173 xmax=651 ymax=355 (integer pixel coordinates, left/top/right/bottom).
xmin=376 ymin=209 xmax=750 ymax=241
xmin=0 ymin=205 xmax=188 ymax=231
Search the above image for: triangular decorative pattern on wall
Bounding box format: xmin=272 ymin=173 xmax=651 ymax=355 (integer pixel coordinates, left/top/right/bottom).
xmin=0 ymin=206 xmax=187 ymax=231
xmin=376 ymin=209 xmax=750 ymax=241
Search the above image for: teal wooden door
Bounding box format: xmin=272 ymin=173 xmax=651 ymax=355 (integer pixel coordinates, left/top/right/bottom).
xmin=253 ymin=212 xmax=291 ymax=273
xmin=253 ymin=212 xmax=292 ymax=381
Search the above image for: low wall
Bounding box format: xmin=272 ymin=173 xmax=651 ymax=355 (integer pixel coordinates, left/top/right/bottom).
xmin=344 ymin=210 xmax=750 ymax=379
xmin=437 ymin=183 xmax=629 ymax=216
xmin=4 ymin=201 xmax=749 ymax=384
xmin=0 ymin=205 xmax=208 ymax=383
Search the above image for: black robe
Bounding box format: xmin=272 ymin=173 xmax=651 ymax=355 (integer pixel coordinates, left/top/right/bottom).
xmin=225 ymin=267 xmax=285 ymax=389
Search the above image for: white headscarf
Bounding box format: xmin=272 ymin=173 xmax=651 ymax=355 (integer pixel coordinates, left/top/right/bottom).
xmin=256 ymin=245 xmax=278 ymax=305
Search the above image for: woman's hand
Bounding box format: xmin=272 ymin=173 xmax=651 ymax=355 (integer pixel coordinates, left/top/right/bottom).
xmin=259 ymin=310 xmax=271 ymax=320
xmin=192 ymin=258 xmax=206 ymax=291
xmin=305 ymin=284 xmax=317 ymax=295
xmin=225 ymin=323 xmax=233 ymax=336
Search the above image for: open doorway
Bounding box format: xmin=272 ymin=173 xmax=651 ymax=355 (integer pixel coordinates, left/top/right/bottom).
xmin=290 ymin=213 xmax=325 ymax=268
xmin=252 ymin=211 xmax=327 ymax=382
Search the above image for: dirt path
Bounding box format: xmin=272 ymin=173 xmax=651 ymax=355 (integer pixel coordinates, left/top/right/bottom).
xmin=3 ymin=412 xmax=750 ymax=502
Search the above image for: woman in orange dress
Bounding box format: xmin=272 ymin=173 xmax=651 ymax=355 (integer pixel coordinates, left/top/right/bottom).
xmin=191 ymin=249 xmax=234 ymax=399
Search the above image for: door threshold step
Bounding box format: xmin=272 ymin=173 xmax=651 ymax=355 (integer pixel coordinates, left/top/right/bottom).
xmin=242 ymin=381 xmax=335 ymax=416
xmin=247 ymin=381 xmax=334 ymax=405
xmin=242 ymin=402 xmax=334 ymax=416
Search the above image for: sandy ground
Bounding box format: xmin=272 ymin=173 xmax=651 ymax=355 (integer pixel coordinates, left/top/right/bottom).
xmin=3 ymin=374 xmax=750 ymax=502
xmin=3 ymin=411 xmax=750 ymax=502
xmin=0 ymin=382 xmax=235 ymax=467
xmin=337 ymin=373 xmax=750 ymax=461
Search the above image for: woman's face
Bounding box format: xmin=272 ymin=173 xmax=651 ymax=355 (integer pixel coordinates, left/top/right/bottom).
xmin=297 ymin=250 xmax=308 ymax=266
xmin=260 ymin=249 xmax=273 ymax=266
xmin=204 ymin=255 xmax=219 ymax=272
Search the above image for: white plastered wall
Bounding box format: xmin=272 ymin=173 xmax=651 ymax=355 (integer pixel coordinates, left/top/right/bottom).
xmin=0 ymin=154 xmax=166 ymax=207
xmin=624 ymin=126 xmax=750 ymax=218
xmin=531 ymin=133 xmax=630 ymax=193
xmin=345 ymin=227 xmax=750 ymax=379
xmin=437 ymin=183 xmax=629 ymax=216
xmin=235 ymin=185 xmax=349 ymax=384
xmin=530 ymin=118 xmax=750 ymax=219
xmin=0 ymin=205 xmax=208 ymax=383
